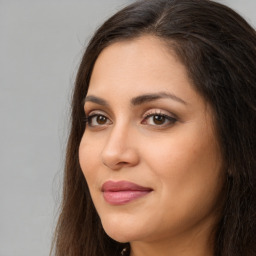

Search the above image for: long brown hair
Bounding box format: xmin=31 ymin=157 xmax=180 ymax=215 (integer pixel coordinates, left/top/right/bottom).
xmin=52 ymin=1 xmax=256 ymax=255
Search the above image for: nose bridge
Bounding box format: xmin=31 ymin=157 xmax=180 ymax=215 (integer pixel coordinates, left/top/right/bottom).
xmin=107 ymin=122 xmax=128 ymax=150
xmin=101 ymin=121 xmax=139 ymax=169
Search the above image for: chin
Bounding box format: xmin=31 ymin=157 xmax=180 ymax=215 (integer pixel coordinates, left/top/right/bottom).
xmin=103 ymin=225 xmax=132 ymax=243
xmin=100 ymin=216 xmax=143 ymax=243
xmin=106 ymin=232 xmax=131 ymax=243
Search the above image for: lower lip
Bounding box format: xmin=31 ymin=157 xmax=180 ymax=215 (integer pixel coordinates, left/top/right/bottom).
xmin=103 ymin=190 xmax=151 ymax=205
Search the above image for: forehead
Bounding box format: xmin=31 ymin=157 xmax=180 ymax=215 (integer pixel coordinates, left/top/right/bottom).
xmin=90 ymin=36 xmax=180 ymax=83
xmin=88 ymin=35 xmax=200 ymax=107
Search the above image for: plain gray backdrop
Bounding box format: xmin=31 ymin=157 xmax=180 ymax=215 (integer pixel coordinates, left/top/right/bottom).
xmin=0 ymin=1 xmax=255 ymax=256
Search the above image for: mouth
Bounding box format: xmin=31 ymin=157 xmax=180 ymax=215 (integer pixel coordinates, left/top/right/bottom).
xmin=101 ymin=180 xmax=153 ymax=205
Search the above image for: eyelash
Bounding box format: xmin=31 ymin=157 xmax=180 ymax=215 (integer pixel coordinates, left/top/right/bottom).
xmin=84 ymin=111 xmax=177 ymax=128
xmin=84 ymin=113 xmax=112 ymax=127
xmin=142 ymin=112 xmax=177 ymax=127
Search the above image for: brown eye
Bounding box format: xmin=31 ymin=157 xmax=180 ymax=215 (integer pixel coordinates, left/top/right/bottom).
xmin=142 ymin=113 xmax=177 ymax=127
xmin=86 ymin=114 xmax=111 ymax=127
xmin=97 ymin=115 xmax=107 ymax=124
xmin=153 ymin=115 xmax=166 ymax=125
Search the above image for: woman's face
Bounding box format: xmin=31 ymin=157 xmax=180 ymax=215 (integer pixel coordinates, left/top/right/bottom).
xmin=79 ymin=36 xmax=224 ymax=244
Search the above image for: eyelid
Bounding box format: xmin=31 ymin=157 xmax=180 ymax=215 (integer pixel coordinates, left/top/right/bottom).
xmin=142 ymin=109 xmax=177 ymax=119
xmin=84 ymin=110 xmax=113 ymax=127
xmin=85 ymin=109 xmax=109 ymax=117
xmin=141 ymin=109 xmax=178 ymax=127
xmin=84 ymin=102 xmax=113 ymax=116
xmin=84 ymin=108 xmax=178 ymax=128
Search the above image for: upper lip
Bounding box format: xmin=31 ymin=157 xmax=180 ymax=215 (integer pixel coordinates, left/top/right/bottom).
xmin=102 ymin=180 xmax=152 ymax=192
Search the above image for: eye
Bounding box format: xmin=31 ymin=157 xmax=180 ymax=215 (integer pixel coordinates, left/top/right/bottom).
xmin=141 ymin=112 xmax=177 ymax=127
xmin=85 ymin=114 xmax=112 ymax=127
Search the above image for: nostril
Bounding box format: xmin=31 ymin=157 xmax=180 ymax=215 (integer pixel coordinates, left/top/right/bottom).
xmin=119 ymin=161 xmax=129 ymax=165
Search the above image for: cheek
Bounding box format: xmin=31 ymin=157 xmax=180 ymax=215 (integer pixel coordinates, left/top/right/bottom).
xmin=144 ymin=122 xmax=220 ymax=176
xmin=141 ymin=126 xmax=223 ymax=210
xmin=79 ymin=134 xmax=101 ymax=187
xmin=138 ymin=132 xmax=223 ymax=237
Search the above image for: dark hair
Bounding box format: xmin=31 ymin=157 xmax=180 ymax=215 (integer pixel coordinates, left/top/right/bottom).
xmin=52 ymin=0 xmax=256 ymax=255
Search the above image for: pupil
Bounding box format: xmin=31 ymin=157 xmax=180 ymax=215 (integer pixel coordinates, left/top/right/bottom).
xmin=97 ymin=115 xmax=106 ymax=124
xmin=153 ymin=115 xmax=165 ymax=125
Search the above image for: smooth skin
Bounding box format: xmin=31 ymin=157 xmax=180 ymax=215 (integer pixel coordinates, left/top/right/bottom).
xmin=79 ymin=36 xmax=224 ymax=256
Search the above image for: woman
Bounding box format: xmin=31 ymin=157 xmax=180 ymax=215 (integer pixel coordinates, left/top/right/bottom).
xmin=52 ymin=0 xmax=256 ymax=255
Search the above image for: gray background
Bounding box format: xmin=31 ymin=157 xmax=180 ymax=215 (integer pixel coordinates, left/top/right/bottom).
xmin=0 ymin=1 xmax=255 ymax=256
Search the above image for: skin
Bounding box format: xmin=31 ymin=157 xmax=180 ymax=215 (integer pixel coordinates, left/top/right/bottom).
xmin=79 ymin=36 xmax=224 ymax=256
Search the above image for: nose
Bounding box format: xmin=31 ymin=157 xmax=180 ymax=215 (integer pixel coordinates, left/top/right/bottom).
xmin=101 ymin=124 xmax=140 ymax=170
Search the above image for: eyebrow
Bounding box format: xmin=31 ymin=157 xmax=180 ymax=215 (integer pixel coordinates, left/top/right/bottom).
xmin=84 ymin=95 xmax=109 ymax=106
xmin=131 ymin=92 xmax=187 ymax=105
xmin=84 ymin=92 xmax=187 ymax=107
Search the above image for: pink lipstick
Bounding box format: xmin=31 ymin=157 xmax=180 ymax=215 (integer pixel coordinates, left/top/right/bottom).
xmin=102 ymin=180 xmax=152 ymax=205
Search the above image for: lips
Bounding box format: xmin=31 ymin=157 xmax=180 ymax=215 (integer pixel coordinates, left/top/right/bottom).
xmin=102 ymin=180 xmax=152 ymax=205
